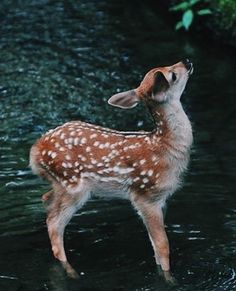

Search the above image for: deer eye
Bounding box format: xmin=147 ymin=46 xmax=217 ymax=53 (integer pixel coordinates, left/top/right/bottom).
xmin=172 ymin=72 xmax=177 ymax=82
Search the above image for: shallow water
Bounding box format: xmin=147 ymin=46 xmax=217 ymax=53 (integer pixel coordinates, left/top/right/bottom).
xmin=0 ymin=0 xmax=236 ymax=290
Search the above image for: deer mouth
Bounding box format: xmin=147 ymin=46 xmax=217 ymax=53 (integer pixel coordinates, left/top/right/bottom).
xmin=182 ymin=59 xmax=194 ymax=75
xmin=188 ymin=63 xmax=194 ymax=75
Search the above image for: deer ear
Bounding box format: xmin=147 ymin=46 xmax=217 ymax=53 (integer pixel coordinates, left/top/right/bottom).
xmin=152 ymin=71 xmax=169 ymax=102
xmin=108 ymin=89 xmax=139 ymax=109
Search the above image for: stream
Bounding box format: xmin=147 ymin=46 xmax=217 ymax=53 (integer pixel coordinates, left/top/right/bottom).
xmin=0 ymin=0 xmax=235 ymax=290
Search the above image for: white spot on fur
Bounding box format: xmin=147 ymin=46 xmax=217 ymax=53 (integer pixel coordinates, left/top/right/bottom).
xmin=81 ymin=137 xmax=87 ymax=144
xmin=62 ymin=180 xmax=68 ymax=187
xmin=62 ymin=162 xmax=67 ymax=168
xmin=90 ymin=133 xmax=97 ymax=139
xmin=51 ymin=152 xmax=57 ymax=159
xmin=110 ymin=143 xmax=118 ymax=149
xmin=86 ymin=146 xmax=91 ymax=152
xmin=147 ymin=169 xmax=153 ymax=176
xmin=81 ymin=172 xmax=123 ymax=183
xmin=143 ymin=178 xmax=149 ymax=184
xmin=112 ymin=166 xmax=134 ymax=174
xmin=67 ymin=162 xmax=73 ymax=168
xmin=68 ymin=137 xmax=73 ymax=144
xmin=65 ymin=154 xmax=71 ymax=160
xmin=74 ymin=137 xmax=79 ymax=146
xmin=128 ymin=144 xmax=138 ymax=149
xmin=140 ymin=159 xmax=146 ymax=165
xmin=140 ymin=184 xmax=145 ymax=189
xmin=152 ymin=155 xmax=158 ymax=162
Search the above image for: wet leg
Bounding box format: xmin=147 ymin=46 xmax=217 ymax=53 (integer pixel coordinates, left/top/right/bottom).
xmin=132 ymin=198 xmax=177 ymax=285
xmin=46 ymin=185 xmax=90 ymax=278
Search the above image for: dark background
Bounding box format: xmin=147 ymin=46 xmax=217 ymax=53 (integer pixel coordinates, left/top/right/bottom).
xmin=0 ymin=0 xmax=235 ymax=290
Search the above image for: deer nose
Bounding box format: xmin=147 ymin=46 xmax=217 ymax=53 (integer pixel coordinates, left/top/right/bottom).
xmin=182 ymin=59 xmax=193 ymax=71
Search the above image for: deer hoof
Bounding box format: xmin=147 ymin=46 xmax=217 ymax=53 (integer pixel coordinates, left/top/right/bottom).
xmin=163 ymin=271 xmax=178 ymax=287
xmin=61 ymin=261 xmax=79 ymax=279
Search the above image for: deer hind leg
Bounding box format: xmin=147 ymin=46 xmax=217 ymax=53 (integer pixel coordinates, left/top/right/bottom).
xmin=42 ymin=189 xmax=54 ymax=205
xmin=132 ymin=196 xmax=177 ymax=285
xmin=45 ymin=181 xmax=90 ymax=278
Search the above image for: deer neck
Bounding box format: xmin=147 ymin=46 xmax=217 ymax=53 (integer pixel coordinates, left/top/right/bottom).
xmin=147 ymin=100 xmax=193 ymax=150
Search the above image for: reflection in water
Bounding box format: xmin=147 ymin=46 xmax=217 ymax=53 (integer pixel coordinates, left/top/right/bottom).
xmin=0 ymin=0 xmax=236 ymax=290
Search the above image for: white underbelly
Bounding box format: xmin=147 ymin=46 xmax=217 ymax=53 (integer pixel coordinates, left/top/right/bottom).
xmin=88 ymin=178 xmax=130 ymax=199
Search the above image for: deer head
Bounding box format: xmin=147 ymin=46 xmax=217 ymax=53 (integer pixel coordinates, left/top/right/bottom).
xmin=108 ymin=59 xmax=193 ymax=109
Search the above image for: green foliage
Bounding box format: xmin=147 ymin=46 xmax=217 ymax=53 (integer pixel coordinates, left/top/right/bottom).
xmin=216 ymin=0 xmax=236 ymax=29
xmin=182 ymin=9 xmax=194 ymax=30
xmin=170 ymin=0 xmax=212 ymax=31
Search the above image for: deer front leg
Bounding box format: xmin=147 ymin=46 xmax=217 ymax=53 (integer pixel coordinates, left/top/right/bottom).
xmin=133 ymin=198 xmax=177 ymax=285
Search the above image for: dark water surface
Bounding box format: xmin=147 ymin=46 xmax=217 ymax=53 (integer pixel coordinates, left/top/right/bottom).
xmin=0 ymin=0 xmax=236 ymax=290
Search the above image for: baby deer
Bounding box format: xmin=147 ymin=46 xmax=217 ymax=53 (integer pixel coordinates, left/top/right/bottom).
xmin=30 ymin=60 xmax=193 ymax=284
